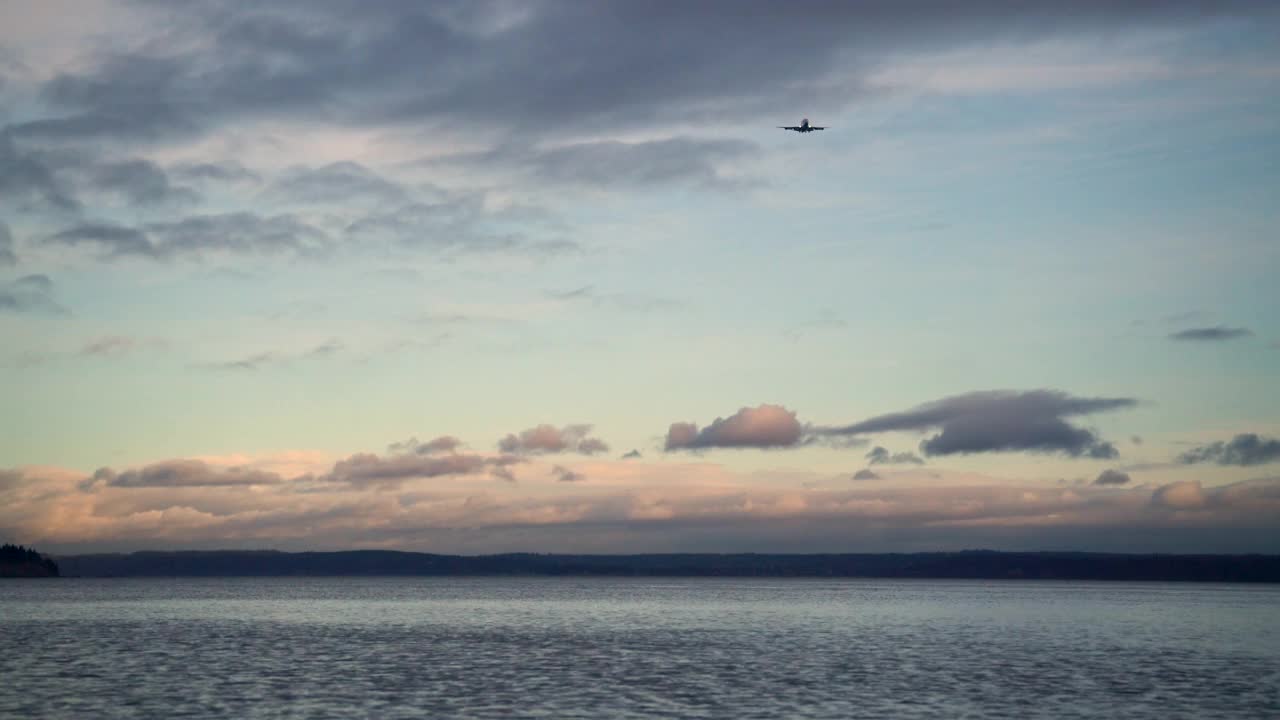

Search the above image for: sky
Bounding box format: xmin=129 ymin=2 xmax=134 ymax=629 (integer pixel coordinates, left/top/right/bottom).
xmin=2 ymin=0 xmax=1279 ymax=555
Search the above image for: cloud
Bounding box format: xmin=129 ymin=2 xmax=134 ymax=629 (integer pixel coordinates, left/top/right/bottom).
xmin=448 ymin=138 xmax=757 ymax=189
xmin=865 ymin=446 xmax=925 ymax=465
xmin=820 ymin=389 xmax=1135 ymax=458
xmin=548 ymin=284 xmax=681 ymax=313
xmin=80 ymin=335 xmax=165 ymax=357
xmin=344 ymin=197 xmax=573 ymax=258
xmin=171 ymin=161 xmax=260 ymax=185
xmin=551 ymin=465 xmax=584 ymax=483
xmin=47 ymin=212 xmax=330 ymax=260
xmin=665 ymin=404 xmax=804 ymax=451
xmin=1169 ymin=326 xmax=1253 ymax=341
xmin=269 ymin=161 xmax=408 ymax=205
xmin=16 ymin=2 xmax=1272 ymax=146
xmin=852 ymin=469 xmax=880 ymax=480
xmin=0 ymin=221 xmax=14 ymax=265
xmin=199 ymin=339 xmax=342 ymax=371
xmin=1151 ymin=480 xmax=1206 ymax=510
xmin=498 ymin=424 xmax=610 ymax=455
xmin=1178 ymin=434 xmax=1280 ymax=467
xmin=0 ymin=468 xmax=26 ymax=493
xmin=91 ymin=460 xmax=285 ymax=488
xmin=323 ymin=451 xmax=522 ymax=487
xmin=1094 ymin=469 xmax=1132 ymax=486
xmin=12 ymin=456 xmax=1279 ymax=555
xmin=0 ymin=133 xmax=79 ymax=211
xmin=0 ymin=274 xmax=66 ymax=315
xmin=621 ymin=449 xmax=642 ymax=460
xmin=388 ymin=436 xmax=463 ymax=455
xmin=79 ymin=157 xmax=199 ymax=206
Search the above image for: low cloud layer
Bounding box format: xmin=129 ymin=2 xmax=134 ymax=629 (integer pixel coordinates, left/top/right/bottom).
xmin=4 ymin=455 xmax=1278 ymax=554
xmin=821 ymin=390 xmax=1135 ymax=458
xmin=1178 ymin=434 xmax=1280 ymax=467
xmin=1168 ymin=326 xmax=1253 ymax=341
xmin=498 ymin=424 xmax=609 ymax=455
xmin=666 ymin=405 xmax=805 ymax=451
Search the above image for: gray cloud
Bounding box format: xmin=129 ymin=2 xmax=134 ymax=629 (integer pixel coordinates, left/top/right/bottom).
xmin=171 ymin=160 xmax=260 ymax=185
xmin=1094 ymin=469 xmax=1132 ymax=486
xmin=47 ymin=212 xmax=330 ymax=260
xmin=199 ymin=339 xmax=342 ymax=371
xmin=821 ymin=389 xmax=1135 ymax=458
xmin=344 ymin=197 xmax=573 ymax=257
xmin=1169 ymin=326 xmax=1253 ymax=341
xmin=0 ymin=274 xmax=66 ymax=315
xmin=270 ymin=161 xmax=409 ymax=205
xmin=80 ymin=158 xmax=199 ymax=206
xmin=17 ymin=1 xmax=1271 ymax=145
xmin=1178 ymin=434 xmax=1280 ymax=467
xmin=0 ymin=133 xmax=79 ymax=211
xmin=852 ymin=469 xmax=880 ymax=480
xmin=0 ymin=221 xmax=14 ymax=266
xmin=93 ymin=460 xmax=284 ymax=488
xmin=621 ymin=449 xmax=642 ymax=460
xmin=665 ymin=404 xmax=804 ymax=451
xmin=388 ymin=436 xmax=463 ymax=455
xmin=448 ymin=138 xmax=757 ymax=189
xmin=865 ymin=446 xmax=925 ymax=465
xmin=548 ymin=284 xmax=681 ymax=313
xmin=551 ymin=465 xmax=584 ymax=483
xmin=498 ymin=424 xmax=610 ymax=455
xmin=324 ymin=451 xmax=522 ymax=487
xmin=80 ymin=335 xmax=162 ymax=356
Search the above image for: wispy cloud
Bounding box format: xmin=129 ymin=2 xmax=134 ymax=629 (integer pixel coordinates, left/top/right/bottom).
xmin=198 ymin=339 xmax=343 ymax=371
xmin=1169 ymin=326 xmax=1253 ymax=342
xmin=0 ymin=274 xmax=67 ymax=315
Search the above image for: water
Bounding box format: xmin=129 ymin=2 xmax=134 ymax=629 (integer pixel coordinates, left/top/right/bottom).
xmin=2 ymin=578 xmax=1277 ymax=719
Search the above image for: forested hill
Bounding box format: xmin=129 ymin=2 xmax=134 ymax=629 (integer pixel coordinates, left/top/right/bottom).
xmin=0 ymin=544 xmax=60 ymax=577
xmin=54 ymin=550 xmax=1280 ymax=582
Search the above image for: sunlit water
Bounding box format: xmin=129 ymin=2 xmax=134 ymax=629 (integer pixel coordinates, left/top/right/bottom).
xmin=2 ymin=578 xmax=1278 ymax=718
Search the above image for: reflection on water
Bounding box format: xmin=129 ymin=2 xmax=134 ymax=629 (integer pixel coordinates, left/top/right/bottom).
xmin=2 ymin=578 xmax=1277 ymax=718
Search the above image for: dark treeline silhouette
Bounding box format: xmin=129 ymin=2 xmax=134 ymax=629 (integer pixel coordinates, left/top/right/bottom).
xmin=0 ymin=544 xmax=60 ymax=577
xmin=53 ymin=550 xmax=1280 ymax=582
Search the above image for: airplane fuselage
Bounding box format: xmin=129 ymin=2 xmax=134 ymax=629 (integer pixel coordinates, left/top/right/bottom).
xmin=779 ymin=118 xmax=825 ymax=133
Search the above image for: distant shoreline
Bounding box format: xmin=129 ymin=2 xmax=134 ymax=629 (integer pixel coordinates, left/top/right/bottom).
xmin=51 ymin=550 xmax=1280 ymax=583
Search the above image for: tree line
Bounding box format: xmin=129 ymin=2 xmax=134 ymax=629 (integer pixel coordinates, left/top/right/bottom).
xmin=0 ymin=543 xmax=60 ymax=577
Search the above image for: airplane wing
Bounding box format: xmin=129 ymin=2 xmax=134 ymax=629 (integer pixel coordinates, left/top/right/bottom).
xmin=778 ymin=126 xmax=801 ymax=131
xmin=811 ymin=126 xmax=826 ymax=130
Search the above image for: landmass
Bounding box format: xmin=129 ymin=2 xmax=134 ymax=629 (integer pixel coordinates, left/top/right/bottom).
xmin=53 ymin=549 xmax=1280 ymax=582
xmin=0 ymin=544 xmax=61 ymax=577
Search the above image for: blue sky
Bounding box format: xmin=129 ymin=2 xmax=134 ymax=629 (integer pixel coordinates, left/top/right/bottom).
xmin=1 ymin=1 xmax=1278 ymax=553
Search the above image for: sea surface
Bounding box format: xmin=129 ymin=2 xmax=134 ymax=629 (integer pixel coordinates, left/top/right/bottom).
xmin=1 ymin=577 xmax=1277 ymax=719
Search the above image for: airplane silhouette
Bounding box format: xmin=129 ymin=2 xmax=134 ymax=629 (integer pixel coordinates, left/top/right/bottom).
xmin=778 ymin=118 xmax=825 ymax=133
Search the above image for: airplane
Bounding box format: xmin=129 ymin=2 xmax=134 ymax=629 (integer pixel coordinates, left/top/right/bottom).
xmin=778 ymin=118 xmax=825 ymax=133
